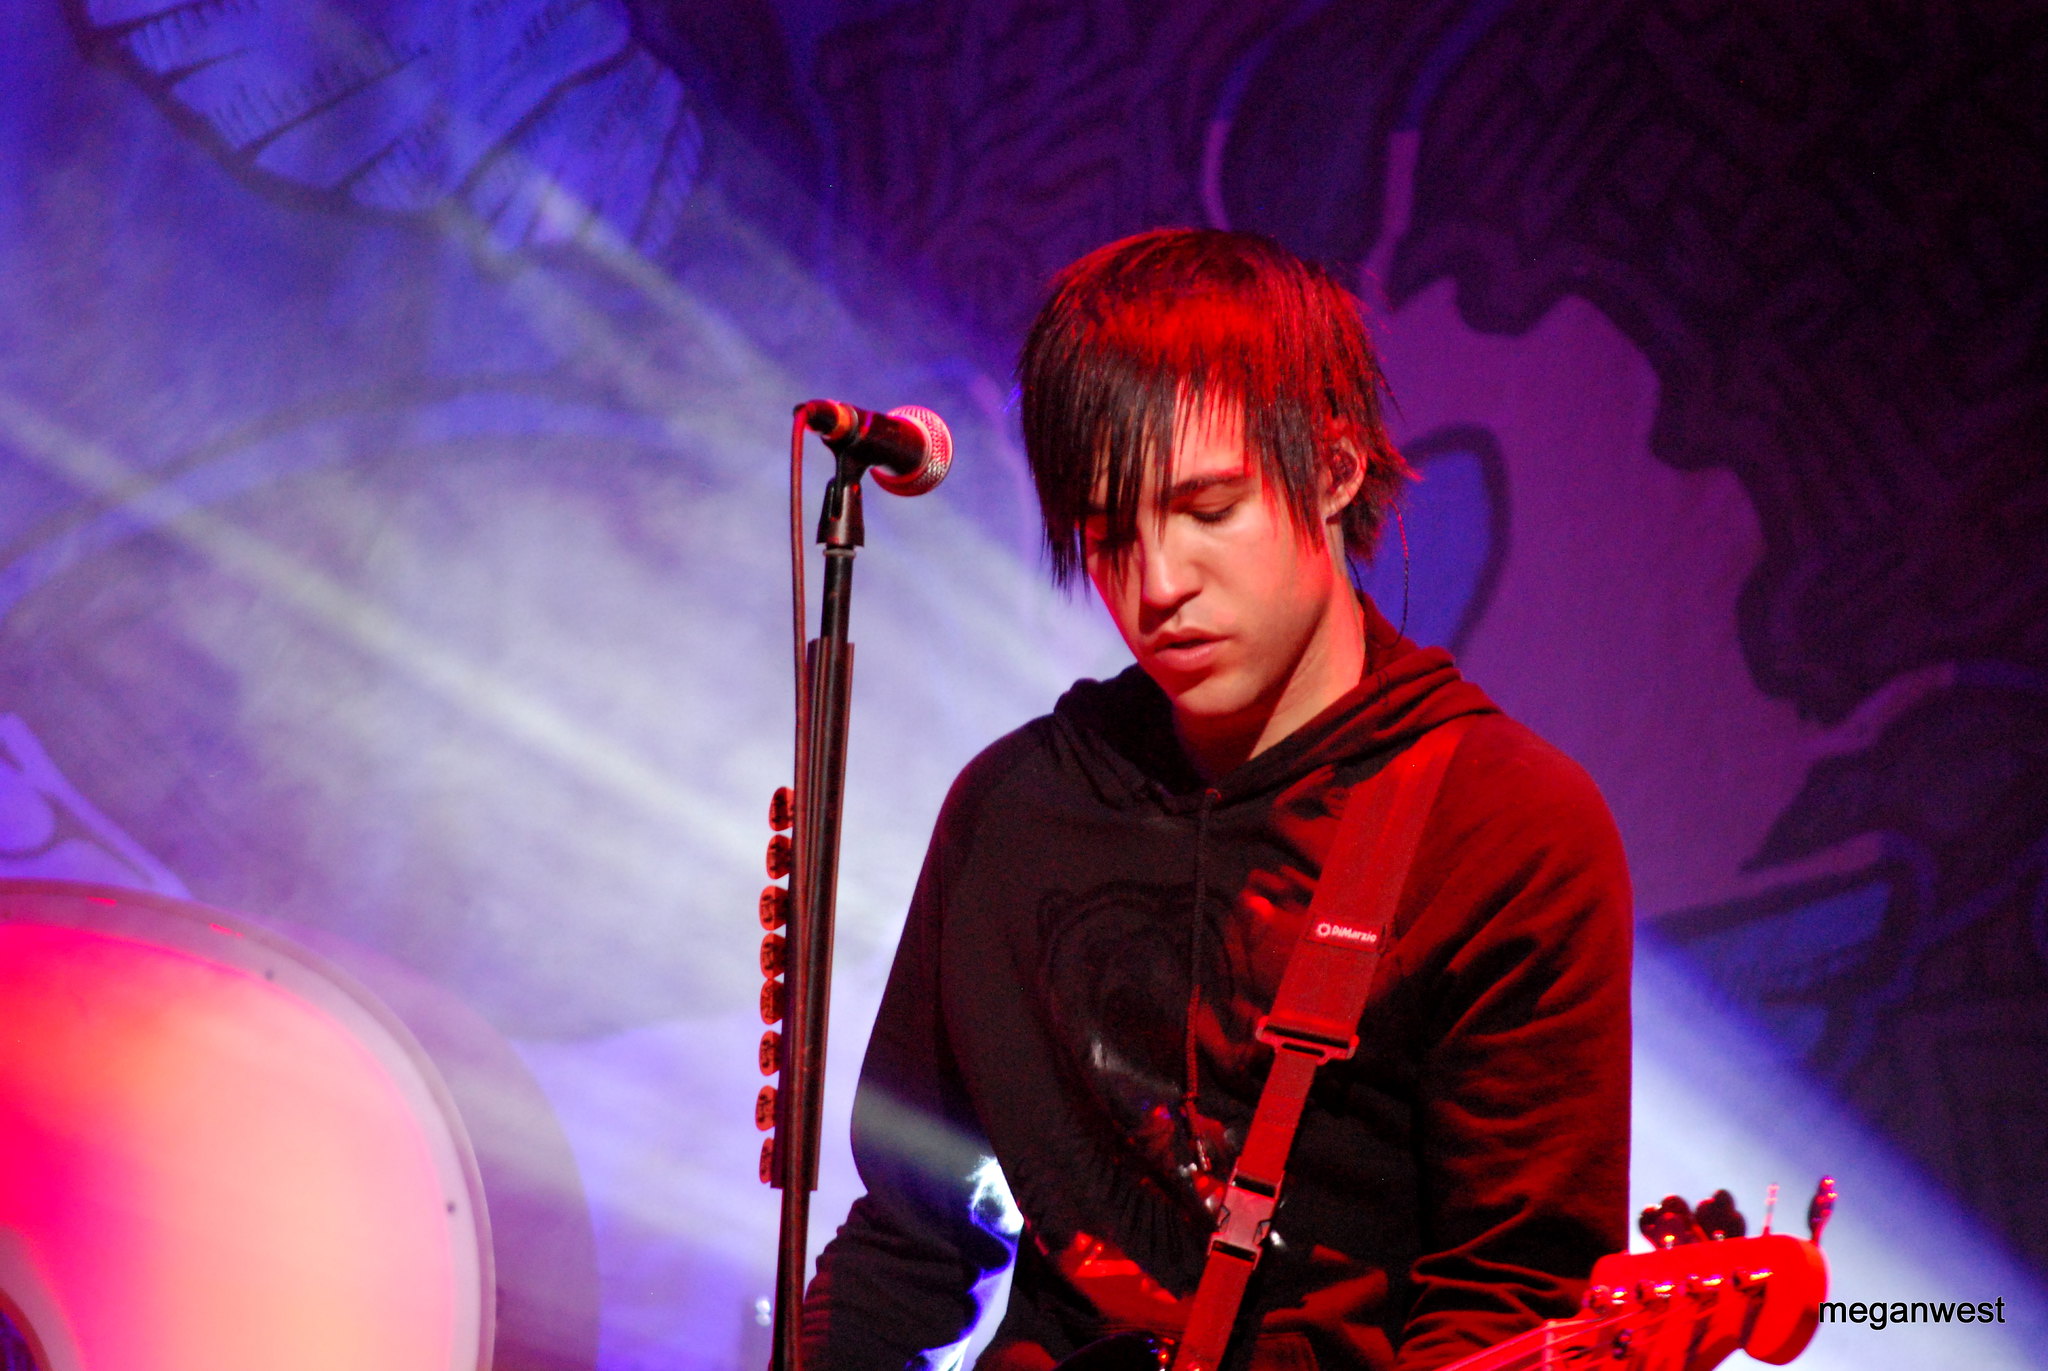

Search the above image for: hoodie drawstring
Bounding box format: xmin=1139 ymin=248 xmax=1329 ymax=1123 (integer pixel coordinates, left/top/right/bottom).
xmin=1182 ymin=786 xmax=1222 ymax=1175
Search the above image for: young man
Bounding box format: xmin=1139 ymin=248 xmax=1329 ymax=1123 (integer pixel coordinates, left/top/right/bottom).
xmin=803 ymin=230 xmax=1631 ymax=1371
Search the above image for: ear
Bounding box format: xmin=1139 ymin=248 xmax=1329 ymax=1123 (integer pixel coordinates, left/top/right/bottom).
xmin=1321 ymin=441 xmax=1367 ymax=521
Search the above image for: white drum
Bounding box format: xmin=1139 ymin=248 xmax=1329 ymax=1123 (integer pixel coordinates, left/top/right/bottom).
xmin=0 ymin=880 xmax=494 ymax=1371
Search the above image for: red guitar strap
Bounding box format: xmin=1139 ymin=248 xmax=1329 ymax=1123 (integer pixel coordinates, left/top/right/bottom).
xmin=1170 ymin=715 xmax=1477 ymax=1371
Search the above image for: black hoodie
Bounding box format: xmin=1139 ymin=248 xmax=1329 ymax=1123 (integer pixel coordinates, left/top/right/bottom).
xmin=805 ymin=604 xmax=1631 ymax=1371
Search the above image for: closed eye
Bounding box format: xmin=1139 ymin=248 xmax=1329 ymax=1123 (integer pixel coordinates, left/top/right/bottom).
xmin=1082 ymin=525 xmax=1133 ymax=560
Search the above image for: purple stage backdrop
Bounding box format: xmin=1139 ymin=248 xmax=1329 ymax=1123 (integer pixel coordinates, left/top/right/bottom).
xmin=1 ymin=2 xmax=2042 ymax=1369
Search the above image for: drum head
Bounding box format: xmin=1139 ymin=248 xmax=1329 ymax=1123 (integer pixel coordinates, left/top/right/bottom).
xmin=0 ymin=880 xmax=493 ymax=1371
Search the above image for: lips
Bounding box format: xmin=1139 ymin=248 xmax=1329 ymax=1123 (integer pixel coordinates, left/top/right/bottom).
xmin=1150 ymin=634 xmax=1223 ymax=672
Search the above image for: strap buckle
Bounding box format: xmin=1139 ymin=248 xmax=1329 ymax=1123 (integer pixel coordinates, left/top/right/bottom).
xmin=1253 ymin=1015 xmax=1358 ymax=1063
xmin=1208 ymin=1176 xmax=1280 ymax=1262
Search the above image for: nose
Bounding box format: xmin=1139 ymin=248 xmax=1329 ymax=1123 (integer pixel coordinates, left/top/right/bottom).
xmin=1134 ymin=520 xmax=1196 ymax=622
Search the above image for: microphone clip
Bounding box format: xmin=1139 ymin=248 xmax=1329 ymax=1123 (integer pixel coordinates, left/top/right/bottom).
xmin=798 ymin=399 xmax=953 ymax=499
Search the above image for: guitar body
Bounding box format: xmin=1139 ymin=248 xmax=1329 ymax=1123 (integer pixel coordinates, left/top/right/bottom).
xmin=1055 ymin=1331 xmax=1172 ymax=1371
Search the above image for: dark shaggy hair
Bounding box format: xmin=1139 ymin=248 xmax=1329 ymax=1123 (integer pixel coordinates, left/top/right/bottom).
xmin=1017 ymin=228 xmax=1409 ymax=585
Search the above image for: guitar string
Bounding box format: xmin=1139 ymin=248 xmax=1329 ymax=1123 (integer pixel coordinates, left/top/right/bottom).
xmin=1495 ymin=1294 xmax=1741 ymax=1371
xmin=1523 ymin=1307 xmax=1660 ymax=1371
xmin=1441 ymin=1303 xmax=1670 ymax=1371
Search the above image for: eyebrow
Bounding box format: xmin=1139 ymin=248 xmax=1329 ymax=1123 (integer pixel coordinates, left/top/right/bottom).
xmin=1163 ymin=470 xmax=1252 ymax=503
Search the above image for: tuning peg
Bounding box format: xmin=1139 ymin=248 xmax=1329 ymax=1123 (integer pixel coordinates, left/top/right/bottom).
xmin=1639 ymin=1195 xmax=1705 ymax=1249
xmin=755 ymin=1084 xmax=777 ymax=1131
xmin=761 ymin=932 xmax=786 ymax=977
xmin=759 ymin=1029 xmax=781 ymax=1075
xmin=766 ymin=833 xmax=793 ymax=878
xmin=760 ymin=978 xmax=785 ymax=1025
xmin=1807 ymin=1175 xmax=1837 ymax=1245
xmin=759 ymin=1136 xmax=777 ymax=1186
xmin=769 ymin=785 xmax=795 ymax=831
xmin=1694 ymin=1189 xmax=1746 ymax=1240
xmin=759 ymin=884 xmax=789 ymax=930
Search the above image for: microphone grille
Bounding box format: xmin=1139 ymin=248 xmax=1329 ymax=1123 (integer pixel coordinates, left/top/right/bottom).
xmin=873 ymin=405 xmax=953 ymax=497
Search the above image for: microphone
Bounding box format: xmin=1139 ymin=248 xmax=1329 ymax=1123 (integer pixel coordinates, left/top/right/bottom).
xmin=799 ymin=400 xmax=952 ymax=496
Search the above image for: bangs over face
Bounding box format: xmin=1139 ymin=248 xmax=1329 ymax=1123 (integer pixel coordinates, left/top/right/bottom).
xmin=1018 ymin=228 xmax=1408 ymax=585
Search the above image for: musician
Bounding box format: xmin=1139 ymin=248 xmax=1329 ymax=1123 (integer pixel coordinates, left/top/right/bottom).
xmin=803 ymin=229 xmax=1631 ymax=1371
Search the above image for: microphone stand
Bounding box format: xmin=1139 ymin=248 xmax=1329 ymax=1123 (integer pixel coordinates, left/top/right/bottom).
xmin=770 ymin=447 xmax=866 ymax=1371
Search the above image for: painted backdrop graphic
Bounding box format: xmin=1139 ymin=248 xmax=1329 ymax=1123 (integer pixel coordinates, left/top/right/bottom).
xmin=1 ymin=1 xmax=2041 ymax=1368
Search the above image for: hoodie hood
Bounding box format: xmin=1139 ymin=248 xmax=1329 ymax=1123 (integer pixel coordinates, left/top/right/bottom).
xmin=1051 ymin=595 xmax=1498 ymax=807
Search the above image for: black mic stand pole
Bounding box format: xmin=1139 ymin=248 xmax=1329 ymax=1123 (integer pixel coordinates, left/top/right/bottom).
xmin=770 ymin=448 xmax=866 ymax=1371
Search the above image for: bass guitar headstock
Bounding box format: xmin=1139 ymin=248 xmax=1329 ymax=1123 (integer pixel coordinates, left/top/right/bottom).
xmin=1578 ymin=1230 xmax=1828 ymax=1368
xmin=1445 ymin=1180 xmax=1833 ymax=1371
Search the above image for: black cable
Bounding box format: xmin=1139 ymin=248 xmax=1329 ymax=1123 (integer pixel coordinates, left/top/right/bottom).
xmin=790 ymin=409 xmax=811 ymax=822
xmin=1394 ymin=503 xmax=1411 ymax=641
